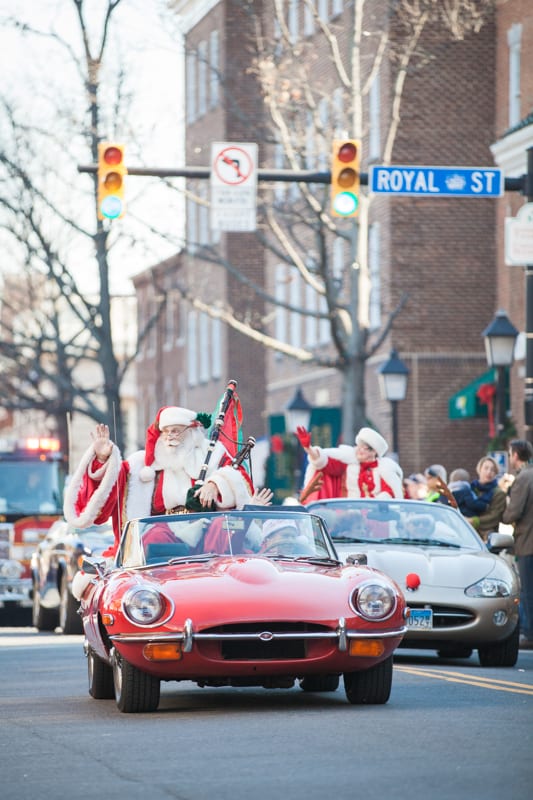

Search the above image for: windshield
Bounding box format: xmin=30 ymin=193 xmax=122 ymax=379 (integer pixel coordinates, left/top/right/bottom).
xmin=307 ymin=499 xmax=484 ymax=551
xmin=117 ymin=511 xmax=336 ymax=568
xmin=0 ymin=461 xmax=64 ymax=514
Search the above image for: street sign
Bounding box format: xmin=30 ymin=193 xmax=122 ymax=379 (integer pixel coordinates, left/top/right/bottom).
xmin=210 ymin=142 xmax=257 ymax=231
xmin=505 ymin=202 xmax=533 ymax=266
xmin=369 ymin=165 xmax=503 ymax=197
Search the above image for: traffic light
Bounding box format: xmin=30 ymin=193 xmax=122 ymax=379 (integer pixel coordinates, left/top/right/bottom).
xmin=97 ymin=142 xmax=126 ymax=220
xmin=331 ymin=139 xmax=361 ymax=217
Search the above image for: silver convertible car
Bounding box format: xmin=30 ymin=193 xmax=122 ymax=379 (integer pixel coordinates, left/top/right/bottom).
xmin=306 ymin=498 xmax=520 ymax=667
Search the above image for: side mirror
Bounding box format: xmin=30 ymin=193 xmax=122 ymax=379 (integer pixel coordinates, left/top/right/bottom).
xmin=346 ymin=552 xmax=368 ymax=566
xmin=487 ymin=532 xmax=515 ymax=554
xmin=80 ymin=556 xmax=107 ymax=577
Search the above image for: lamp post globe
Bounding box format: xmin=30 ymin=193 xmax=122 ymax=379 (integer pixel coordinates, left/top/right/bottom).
xmin=378 ymin=349 xmax=409 ymax=458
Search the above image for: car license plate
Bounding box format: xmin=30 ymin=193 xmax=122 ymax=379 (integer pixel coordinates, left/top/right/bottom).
xmin=408 ymin=608 xmax=433 ymax=629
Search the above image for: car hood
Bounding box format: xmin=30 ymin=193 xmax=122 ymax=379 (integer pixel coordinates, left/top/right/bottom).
xmin=106 ymin=556 xmax=402 ymax=629
xmin=333 ymin=544 xmax=506 ymax=590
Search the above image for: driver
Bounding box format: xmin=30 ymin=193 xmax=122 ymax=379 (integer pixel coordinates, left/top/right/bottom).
xmin=258 ymin=519 xmax=313 ymax=555
xmin=403 ymin=514 xmax=436 ymax=538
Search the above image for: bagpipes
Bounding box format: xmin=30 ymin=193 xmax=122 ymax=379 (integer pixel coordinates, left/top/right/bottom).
xmin=185 ymin=380 xmax=255 ymax=511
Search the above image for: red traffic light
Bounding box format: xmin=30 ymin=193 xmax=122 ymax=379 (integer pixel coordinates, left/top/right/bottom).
xmin=102 ymin=146 xmax=124 ymax=166
xmin=337 ymin=142 xmax=358 ymax=163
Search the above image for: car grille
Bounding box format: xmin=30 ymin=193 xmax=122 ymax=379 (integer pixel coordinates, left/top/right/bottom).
xmin=202 ymin=621 xmax=329 ymax=661
xmin=409 ymin=604 xmax=475 ymax=628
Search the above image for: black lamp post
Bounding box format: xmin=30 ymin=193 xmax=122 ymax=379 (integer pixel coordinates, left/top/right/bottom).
xmin=377 ymin=349 xmax=410 ymax=458
xmin=284 ymin=388 xmax=313 ymax=494
xmin=482 ymin=309 xmax=519 ymax=435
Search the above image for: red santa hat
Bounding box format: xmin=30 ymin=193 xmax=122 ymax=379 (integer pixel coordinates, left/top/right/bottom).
xmin=355 ymin=426 xmax=388 ymax=458
xmin=139 ymin=406 xmax=199 ymax=482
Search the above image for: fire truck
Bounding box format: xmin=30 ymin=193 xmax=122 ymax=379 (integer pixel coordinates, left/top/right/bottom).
xmin=0 ymin=437 xmax=67 ymax=622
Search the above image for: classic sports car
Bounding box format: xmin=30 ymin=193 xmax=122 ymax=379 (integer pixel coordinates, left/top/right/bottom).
xmin=306 ymin=498 xmax=520 ymax=667
xmin=31 ymin=519 xmax=114 ymax=634
xmin=74 ymin=508 xmax=408 ymax=713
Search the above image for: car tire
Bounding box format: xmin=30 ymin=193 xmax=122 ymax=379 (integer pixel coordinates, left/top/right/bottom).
xmin=343 ymin=654 xmax=393 ymax=705
xmin=59 ymin=574 xmax=83 ymax=635
xmin=478 ymin=624 xmax=520 ymax=667
xmin=88 ymin=648 xmax=115 ymax=699
xmin=32 ymin=584 xmax=59 ymax=632
xmin=299 ymin=675 xmax=340 ymax=692
xmin=112 ymin=649 xmax=160 ymax=713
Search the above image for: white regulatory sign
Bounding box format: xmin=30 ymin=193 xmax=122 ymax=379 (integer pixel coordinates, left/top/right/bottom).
xmin=505 ymin=202 xmax=533 ymax=266
xmin=210 ymin=142 xmax=258 ymax=232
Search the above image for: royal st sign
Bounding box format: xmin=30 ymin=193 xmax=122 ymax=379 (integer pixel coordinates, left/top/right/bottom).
xmin=369 ymin=165 xmax=503 ymax=198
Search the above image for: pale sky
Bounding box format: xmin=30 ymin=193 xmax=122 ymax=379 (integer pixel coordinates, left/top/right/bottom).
xmin=0 ymin=0 xmax=185 ymax=293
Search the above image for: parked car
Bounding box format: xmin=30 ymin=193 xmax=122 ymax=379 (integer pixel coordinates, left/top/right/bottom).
xmin=73 ymin=508 xmax=408 ymax=713
xmin=30 ymin=519 xmax=114 ymax=634
xmin=306 ymin=497 xmax=520 ymax=667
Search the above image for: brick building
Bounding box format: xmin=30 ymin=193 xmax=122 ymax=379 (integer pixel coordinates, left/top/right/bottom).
xmin=133 ymin=0 xmax=532 ymax=486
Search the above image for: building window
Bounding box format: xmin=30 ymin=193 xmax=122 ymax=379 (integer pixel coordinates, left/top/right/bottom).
xmin=198 ymin=182 xmax=209 ymax=246
xmin=304 ymin=279 xmax=318 ymax=347
xmin=369 ymin=70 xmax=381 ymax=160
xmin=331 ymin=0 xmax=343 ymax=17
xmin=288 ymin=0 xmax=299 ymax=43
xmin=211 ymin=316 xmax=222 ymax=379
xmin=332 ymin=87 xmax=345 ymax=137
xmin=187 ymin=194 xmax=198 ymax=254
xmin=274 ymin=263 xmax=287 ymax=359
xmin=289 ymin=268 xmax=302 ymax=348
xmin=209 ymin=30 xmax=220 ymax=109
xmin=187 ymin=311 xmax=198 ymax=386
xmin=274 ymin=143 xmax=286 ymax=203
xmin=318 ymin=0 xmax=329 ymax=23
xmin=199 ymin=312 xmax=209 ymax=383
xmin=186 ymin=49 xmax=196 ymax=124
xmin=163 ymin=287 xmax=174 ymax=351
xmin=304 ymin=0 xmax=315 ymax=37
xmin=198 ymin=40 xmax=207 ymax=117
xmin=317 ymin=97 xmax=329 ymax=170
xmin=507 ymin=23 xmax=522 ymax=128
xmin=305 ymin=111 xmax=315 ymax=169
xmin=368 ymin=223 xmax=381 ymax=331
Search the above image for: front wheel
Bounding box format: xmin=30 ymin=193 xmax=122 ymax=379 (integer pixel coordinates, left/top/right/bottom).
xmin=88 ymin=649 xmax=114 ymax=699
xmin=112 ymin=649 xmax=160 ymax=713
xmin=478 ymin=625 xmax=519 ymax=667
xmin=32 ymin=585 xmax=59 ymax=632
xmin=59 ymin=574 xmax=83 ymax=635
xmin=344 ymin=655 xmax=393 ymax=705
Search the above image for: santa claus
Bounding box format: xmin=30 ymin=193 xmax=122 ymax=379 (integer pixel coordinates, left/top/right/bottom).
xmin=296 ymin=425 xmax=403 ymax=502
xmin=64 ymin=405 xmax=254 ymax=556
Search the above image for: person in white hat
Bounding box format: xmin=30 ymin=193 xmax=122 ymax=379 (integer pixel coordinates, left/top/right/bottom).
xmin=64 ymin=405 xmax=255 ymax=556
xmin=295 ymin=425 xmax=403 ymax=502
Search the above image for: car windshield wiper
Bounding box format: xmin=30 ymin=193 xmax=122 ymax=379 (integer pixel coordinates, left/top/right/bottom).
xmin=263 ymin=554 xmax=341 ymax=566
xmin=166 ymin=552 xmax=219 ymax=564
xmin=405 ymin=538 xmax=461 ymax=549
xmin=331 ymin=536 xmax=373 ymax=543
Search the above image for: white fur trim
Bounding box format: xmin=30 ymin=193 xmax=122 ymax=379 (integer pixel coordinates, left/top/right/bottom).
xmin=356 ymin=427 xmax=388 ymax=458
xmin=125 ymin=450 xmax=156 ymax=519
xmin=139 ymin=464 xmax=156 ymax=482
xmin=206 ymin=464 xmax=252 ymax=510
xmin=159 ymin=406 xmax=197 ymax=429
xmin=303 ymin=445 xmax=356 ymax=487
xmin=64 ymin=443 xmax=122 ymax=528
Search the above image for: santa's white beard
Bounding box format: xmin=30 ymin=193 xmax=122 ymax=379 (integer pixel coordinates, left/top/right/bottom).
xmin=153 ymin=427 xmax=208 ymax=477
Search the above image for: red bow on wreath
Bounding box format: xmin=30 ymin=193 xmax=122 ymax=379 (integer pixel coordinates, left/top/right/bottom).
xmin=476 ymin=382 xmax=497 ymax=438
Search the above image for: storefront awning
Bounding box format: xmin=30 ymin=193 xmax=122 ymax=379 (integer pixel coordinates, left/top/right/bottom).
xmin=448 ymin=368 xmax=497 ymax=420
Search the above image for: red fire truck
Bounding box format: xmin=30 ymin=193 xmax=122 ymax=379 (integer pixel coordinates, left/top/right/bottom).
xmin=0 ymin=437 xmax=67 ymax=622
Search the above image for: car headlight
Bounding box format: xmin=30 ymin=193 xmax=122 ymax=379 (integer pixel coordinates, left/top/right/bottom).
xmin=123 ymin=587 xmax=166 ymax=625
xmin=351 ymin=581 xmax=396 ymax=620
xmin=465 ymin=578 xmax=511 ymax=598
xmin=0 ymin=560 xmax=24 ymax=579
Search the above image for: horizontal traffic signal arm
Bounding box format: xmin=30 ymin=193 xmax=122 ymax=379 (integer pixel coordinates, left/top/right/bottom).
xmin=78 ymin=163 xmax=526 ymax=192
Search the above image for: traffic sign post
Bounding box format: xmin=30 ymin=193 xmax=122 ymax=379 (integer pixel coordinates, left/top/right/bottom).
xmin=210 ymin=142 xmax=258 ymax=232
xmin=369 ymin=165 xmax=503 ymax=197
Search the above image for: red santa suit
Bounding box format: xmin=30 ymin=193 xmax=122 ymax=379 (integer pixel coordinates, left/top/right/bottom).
xmin=301 ymin=427 xmax=403 ymax=502
xmin=63 ymin=406 xmax=253 ymax=555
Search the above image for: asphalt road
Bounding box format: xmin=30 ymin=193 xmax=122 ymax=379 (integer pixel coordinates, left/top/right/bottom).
xmin=1 ymin=628 xmax=532 ymax=800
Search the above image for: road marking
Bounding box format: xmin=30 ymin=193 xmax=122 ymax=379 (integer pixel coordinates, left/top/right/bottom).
xmin=395 ymin=665 xmax=533 ymax=696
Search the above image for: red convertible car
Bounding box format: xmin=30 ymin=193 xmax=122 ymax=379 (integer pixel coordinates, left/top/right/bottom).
xmin=74 ymin=508 xmax=408 ymax=713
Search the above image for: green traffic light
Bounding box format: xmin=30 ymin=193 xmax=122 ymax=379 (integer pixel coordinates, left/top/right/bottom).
xmin=333 ymin=191 xmax=358 ymax=216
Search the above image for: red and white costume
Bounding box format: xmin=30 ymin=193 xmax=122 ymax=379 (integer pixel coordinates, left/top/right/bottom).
xmin=64 ymin=406 xmax=253 ymax=555
xmin=301 ymin=427 xmax=403 ymax=502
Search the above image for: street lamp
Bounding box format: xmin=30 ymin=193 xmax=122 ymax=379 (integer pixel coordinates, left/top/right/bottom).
xmin=284 ymin=387 xmax=313 ymax=434
xmin=377 ymin=349 xmax=410 ymax=458
xmin=482 ymin=309 xmax=519 ymax=435
xmin=284 ymin=388 xmax=313 ymax=496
